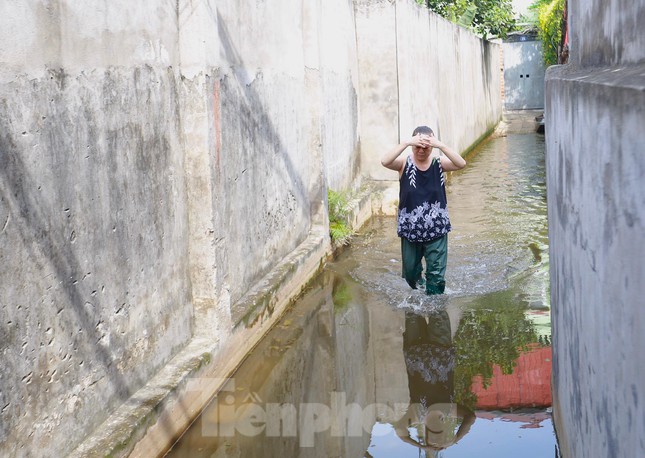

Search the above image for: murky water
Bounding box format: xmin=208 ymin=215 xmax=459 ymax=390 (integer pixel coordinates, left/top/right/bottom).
xmin=165 ymin=133 xmax=555 ymax=457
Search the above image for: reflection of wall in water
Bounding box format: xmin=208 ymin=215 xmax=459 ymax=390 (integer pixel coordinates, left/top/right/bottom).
xmin=174 ymin=277 xmax=378 ymax=457
xmin=503 ymin=35 xmax=546 ymax=110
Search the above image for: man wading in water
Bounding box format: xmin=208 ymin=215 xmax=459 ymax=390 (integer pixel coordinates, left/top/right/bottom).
xmin=381 ymin=126 xmax=466 ymax=295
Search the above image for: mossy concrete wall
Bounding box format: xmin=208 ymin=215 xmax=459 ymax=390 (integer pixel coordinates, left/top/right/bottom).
xmin=0 ymin=1 xmax=501 ymax=456
xmin=545 ymin=0 xmax=645 ymax=456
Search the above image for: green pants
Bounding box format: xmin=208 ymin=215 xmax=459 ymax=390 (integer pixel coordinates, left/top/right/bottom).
xmin=401 ymin=235 xmax=448 ymax=295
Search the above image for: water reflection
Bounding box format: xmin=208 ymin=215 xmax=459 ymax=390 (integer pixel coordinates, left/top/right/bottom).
xmin=166 ymin=271 xmax=554 ymax=457
xmin=395 ymin=308 xmax=475 ymax=452
xmin=452 ymin=291 xmax=541 ymax=409
xmin=166 ymin=134 xmax=555 ymax=457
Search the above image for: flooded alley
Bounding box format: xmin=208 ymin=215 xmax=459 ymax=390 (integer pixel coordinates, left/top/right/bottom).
xmin=165 ymin=132 xmax=555 ymax=457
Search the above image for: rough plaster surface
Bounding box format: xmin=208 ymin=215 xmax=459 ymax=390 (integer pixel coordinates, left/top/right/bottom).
xmin=0 ymin=66 xmax=192 ymax=456
xmin=0 ymin=0 xmax=179 ymax=83
xmin=0 ymin=0 xmax=501 ymax=455
xmin=318 ymin=0 xmax=362 ymax=192
xmin=355 ymin=0 xmax=401 ymax=183
xmin=570 ymin=0 xmax=645 ymax=67
xmin=70 ymin=228 xmax=330 ymax=458
xmin=545 ymin=1 xmax=645 ymax=456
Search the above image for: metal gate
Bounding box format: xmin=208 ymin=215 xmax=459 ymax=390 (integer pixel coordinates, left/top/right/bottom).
xmin=503 ymin=34 xmax=546 ymax=110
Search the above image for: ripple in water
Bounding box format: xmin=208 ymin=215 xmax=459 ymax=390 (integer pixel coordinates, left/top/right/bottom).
xmin=335 ymin=134 xmax=549 ymax=311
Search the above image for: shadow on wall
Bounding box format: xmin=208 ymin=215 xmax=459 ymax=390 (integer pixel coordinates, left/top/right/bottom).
xmin=0 ymin=118 xmax=133 ymax=429
xmin=479 ymin=39 xmax=499 ymax=116
xmin=214 ymin=10 xmax=326 ymax=306
xmin=480 ymin=40 xmax=493 ymax=93
xmin=0 ymin=66 xmax=191 ymax=454
xmin=216 ymin=12 xmax=309 ymax=207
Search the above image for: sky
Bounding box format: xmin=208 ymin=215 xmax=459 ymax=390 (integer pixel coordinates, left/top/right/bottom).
xmin=512 ymin=0 xmax=534 ymax=17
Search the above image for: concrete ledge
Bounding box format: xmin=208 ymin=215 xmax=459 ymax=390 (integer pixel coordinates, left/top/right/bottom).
xmin=546 ymin=62 xmax=645 ymax=89
xmin=69 ymin=226 xmax=331 ymax=458
xmin=494 ymin=110 xmax=543 ymax=136
xmin=231 ymin=227 xmax=331 ymax=327
xmin=350 ymin=185 xmax=376 ymax=233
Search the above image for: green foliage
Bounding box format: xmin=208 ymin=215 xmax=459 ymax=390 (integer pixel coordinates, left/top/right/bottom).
xmin=528 ymin=0 xmax=566 ymax=65
xmin=417 ymin=0 xmax=516 ymax=39
xmin=327 ymin=189 xmax=355 ymax=247
xmin=451 ymin=290 xmax=538 ymax=408
xmin=328 ymin=189 xmax=351 ymax=222
xmin=332 ymin=277 xmax=353 ymax=312
xmin=330 ymin=220 xmax=353 ymax=246
xmin=457 ymin=5 xmax=478 ymax=28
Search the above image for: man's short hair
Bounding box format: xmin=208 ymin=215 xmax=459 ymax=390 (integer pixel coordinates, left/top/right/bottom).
xmin=413 ymin=125 xmax=434 ymax=136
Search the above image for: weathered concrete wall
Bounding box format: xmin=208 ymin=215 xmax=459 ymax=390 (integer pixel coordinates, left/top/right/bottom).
xmin=0 ymin=2 xmax=193 ymax=456
xmin=356 ymin=0 xmax=502 ymax=184
xmin=0 ymin=0 xmax=500 ymax=456
xmin=571 ymin=0 xmax=645 ymax=68
xmin=545 ymin=0 xmax=645 ymax=456
xmin=318 ymin=0 xmax=362 ymax=192
xmin=0 ymin=0 xmax=361 ymax=454
xmin=209 ymin=0 xmax=317 ymax=308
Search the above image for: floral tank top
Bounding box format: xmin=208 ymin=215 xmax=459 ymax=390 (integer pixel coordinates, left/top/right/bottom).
xmin=397 ymin=155 xmax=451 ymax=242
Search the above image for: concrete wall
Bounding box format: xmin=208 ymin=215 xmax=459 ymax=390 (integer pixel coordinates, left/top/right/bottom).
xmin=0 ymin=0 xmax=500 ymax=456
xmin=0 ymin=2 xmax=193 ymax=456
xmin=356 ymin=0 xmax=502 ymax=184
xmin=545 ymin=0 xmax=645 ymax=457
xmin=319 ymin=0 xmax=363 ymax=192
xmin=0 ymin=1 xmax=357 ymax=455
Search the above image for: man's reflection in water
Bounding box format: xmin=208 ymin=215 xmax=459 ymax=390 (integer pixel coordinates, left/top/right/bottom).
xmin=394 ymin=308 xmax=475 ymax=454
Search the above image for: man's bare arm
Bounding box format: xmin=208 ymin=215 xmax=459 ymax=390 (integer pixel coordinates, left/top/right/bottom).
xmin=428 ymin=137 xmax=466 ymax=171
xmin=381 ymin=135 xmax=429 ymax=172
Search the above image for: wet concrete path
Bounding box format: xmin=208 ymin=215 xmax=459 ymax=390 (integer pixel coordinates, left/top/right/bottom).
xmin=165 ymin=132 xmax=555 ymax=457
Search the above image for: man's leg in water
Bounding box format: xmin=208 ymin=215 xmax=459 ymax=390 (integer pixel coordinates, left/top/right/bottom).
xmin=401 ymin=238 xmax=424 ymax=289
xmin=423 ymin=235 xmax=448 ymax=295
